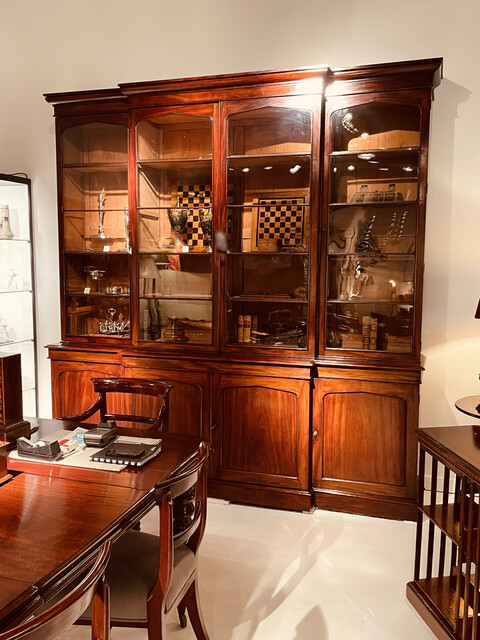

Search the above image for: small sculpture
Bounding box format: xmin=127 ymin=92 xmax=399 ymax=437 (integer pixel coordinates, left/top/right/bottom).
xmin=93 ymin=189 xmax=111 ymax=240
xmin=7 ymin=268 xmax=18 ymax=290
xmin=0 ymin=316 xmax=9 ymax=343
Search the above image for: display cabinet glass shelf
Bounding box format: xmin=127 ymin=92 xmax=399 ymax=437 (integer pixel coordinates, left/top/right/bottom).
xmin=225 ymin=102 xmax=313 ymax=350
xmin=325 ymin=98 xmax=422 ymax=355
xmin=0 ymin=173 xmax=37 ymax=415
xmin=136 ymin=111 xmax=214 ymax=346
xmin=61 ymin=121 xmax=131 ymax=340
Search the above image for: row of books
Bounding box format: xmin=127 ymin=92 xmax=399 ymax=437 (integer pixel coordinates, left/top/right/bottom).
xmin=362 ymin=315 xmax=378 ymax=350
xmin=237 ymin=315 xmax=258 ymax=342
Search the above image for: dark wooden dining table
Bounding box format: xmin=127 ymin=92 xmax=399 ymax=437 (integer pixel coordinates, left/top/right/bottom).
xmin=0 ymin=417 xmax=204 ymax=631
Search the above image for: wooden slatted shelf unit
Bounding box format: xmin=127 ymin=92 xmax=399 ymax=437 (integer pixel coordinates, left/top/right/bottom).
xmin=407 ymin=425 xmax=480 ymax=639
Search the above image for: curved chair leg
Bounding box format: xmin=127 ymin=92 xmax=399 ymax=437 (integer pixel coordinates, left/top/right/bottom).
xmin=177 ymin=603 xmax=188 ymax=628
xmin=181 ymin=580 xmax=210 ymax=640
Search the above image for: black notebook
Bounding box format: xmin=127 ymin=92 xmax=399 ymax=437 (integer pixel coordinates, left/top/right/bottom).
xmin=90 ymin=441 xmax=162 ymax=467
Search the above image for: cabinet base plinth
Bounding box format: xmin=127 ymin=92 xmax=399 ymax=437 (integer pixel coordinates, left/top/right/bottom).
xmin=313 ymin=488 xmax=417 ymax=521
xmin=0 ymin=420 xmax=31 ymax=448
xmin=406 ymin=581 xmax=455 ymax=640
xmin=208 ymin=480 xmax=312 ymax=512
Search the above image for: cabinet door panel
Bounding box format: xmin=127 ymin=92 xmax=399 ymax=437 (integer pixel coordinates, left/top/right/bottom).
xmin=313 ymin=377 xmax=418 ymax=499
xmin=52 ymin=362 xmax=121 ymax=418
xmin=323 ymin=391 xmax=405 ymax=486
xmin=125 ymin=367 xmax=209 ymax=440
xmin=214 ymin=374 xmax=309 ymax=489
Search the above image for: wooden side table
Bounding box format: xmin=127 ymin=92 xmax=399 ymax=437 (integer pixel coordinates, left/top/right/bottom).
xmin=407 ymin=425 xmax=480 ymax=639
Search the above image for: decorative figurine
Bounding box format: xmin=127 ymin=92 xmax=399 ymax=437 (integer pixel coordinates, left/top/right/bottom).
xmin=93 ymin=189 xmax=111 ymax=239
xmin=7 ymin=268 xmax=18 ymax=290
xmin=0 ymin=316 xmax=9 ymax=343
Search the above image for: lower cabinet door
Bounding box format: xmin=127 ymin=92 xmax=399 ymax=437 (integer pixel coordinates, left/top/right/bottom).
xmin=213 ymin=373 xmax=309 ymax=490
xmin=125 ymin=367 xmax=210 ymax=441
xmin=51 ymin=360 xmax=122 ymax=418
xmin=312 ymin=377 xmax=418 ymax=503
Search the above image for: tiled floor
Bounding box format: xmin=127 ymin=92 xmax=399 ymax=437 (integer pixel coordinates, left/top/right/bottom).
xmin=58 ymin=499 xmax=436 ymax=639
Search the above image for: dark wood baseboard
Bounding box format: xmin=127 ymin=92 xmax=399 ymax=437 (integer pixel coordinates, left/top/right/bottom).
xmin=406 ymin=581 xmax=455 ymax=640
xmin=208 ymin=480 xmax=312 ymax=512
xmin=312 ymin=488 xmax=417 ymax=521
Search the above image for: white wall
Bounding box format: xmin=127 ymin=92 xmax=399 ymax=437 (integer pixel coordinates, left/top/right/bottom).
xmin=1 ymin=0 xmax=479 ymax=423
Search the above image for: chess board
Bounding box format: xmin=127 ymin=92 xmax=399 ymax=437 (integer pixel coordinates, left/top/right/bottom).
xmin=175 ymin=184 xmax=211 ymax=250
xmin=256 ymin=197 xmax=305 ymax=246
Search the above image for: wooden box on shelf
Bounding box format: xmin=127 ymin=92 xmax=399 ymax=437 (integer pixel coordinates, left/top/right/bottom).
xmin=0 ymin=352 xmax=30 ymax=445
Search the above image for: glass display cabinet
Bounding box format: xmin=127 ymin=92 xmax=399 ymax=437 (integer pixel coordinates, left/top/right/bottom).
xmin=136 ymin=110 xmax=214 ymax=346
xmin=325 ymin=99 xmax=422 ymax=355
xmin=0 ymin=173 xmax=37 ymax=416
xmin=224 ymin=101 xmax=314 ymax=351
xmin=46 ymin=59 xmax=442 ymax=519
xmin=61 ymin=121 xmax=131 ymax=340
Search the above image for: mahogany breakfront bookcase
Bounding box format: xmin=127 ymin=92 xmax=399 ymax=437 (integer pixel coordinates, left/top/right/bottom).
xmin=45 ymin=57 xmax=442 ymax=519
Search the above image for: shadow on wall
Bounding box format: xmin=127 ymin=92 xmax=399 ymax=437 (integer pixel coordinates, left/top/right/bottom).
xmin=420 ymin=77 xmax=473 ymax=428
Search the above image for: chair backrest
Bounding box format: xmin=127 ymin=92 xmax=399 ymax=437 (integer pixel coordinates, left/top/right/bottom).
xmin=152 ymin=441 xmax=210 ymax=606
xmin=0 ymin=541 xmax=111 ymax=640
xmin=62 ymin=377 xmax=173 ymax=431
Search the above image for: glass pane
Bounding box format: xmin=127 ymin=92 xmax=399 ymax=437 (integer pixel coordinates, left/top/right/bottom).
xmin=330 ymin=151 xmax=418 ymax=205
xmin=139 ymin=253 xmax=213 ymax=345
xmin=328 ymin=205 xmax=417 ymax=255
xmin=327 ymin=255 xmax=415 ymax=303
xmin=228 ymin=107 xmax=311 ymax=156
xmin=227 ymin=205 xmax=309 ymax=253
xmin=227 ymin=300 xmax=308 ymax=348
xmin=0 ymin=241 xmax=32 ymax=291
xmin=331 ymin=103 xmax=421 ymax=152
xmin=64 ymin=254 xmax=130 ymax=338
xmin=63 ymin=167 xmax=128 ymax=210
xmin=66 ymin=295 xmax=131 ymax=338
xmin=227 ymin=155 xmax=311 ymax=205
xmin=226 ymin=253 xmax=308 ymax=348
xmin=62 ymin=123 xmax=128 ymax=164
xmin=326 ymin=302 xmax=413 ymax=354
xmin=227 ymin=253 xmax=308 ymax=298
xmin=137 ymin=162 xmax=212 ymax=253
xmin=137 ymin=114 xmax=212 ymax=160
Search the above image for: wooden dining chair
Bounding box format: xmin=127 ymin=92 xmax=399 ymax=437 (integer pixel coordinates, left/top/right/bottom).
xmin=61 ymin=377 xmax=173 ymax=431
xmin=79 ymin=441 xmax=211 ymax=639
xmin=0 ymin=541 xmax=111 ymax=640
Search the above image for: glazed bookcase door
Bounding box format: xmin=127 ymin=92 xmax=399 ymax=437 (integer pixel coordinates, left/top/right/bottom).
xmin=60 ymin=119 xmax=131 ymax=342
xmin=135 ymin=107 xmax=215 ymax=347
xmin=323 ymin=93 xmax=429 ymax=357
xmin=223 ymin=97 xmax=319 ymax=354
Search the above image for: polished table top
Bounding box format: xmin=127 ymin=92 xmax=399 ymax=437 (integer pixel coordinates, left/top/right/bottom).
xmin=418 ymin=424 xmax=480 ymax=485
xmin=0 ymin=417 xmax=203 ymax=630
xmin=454 ymin=395 xmax=480 ymax=419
